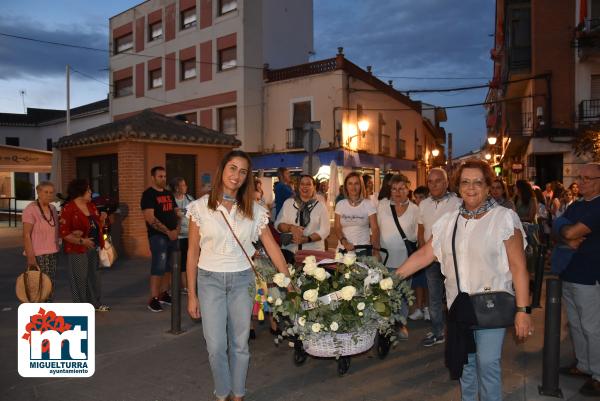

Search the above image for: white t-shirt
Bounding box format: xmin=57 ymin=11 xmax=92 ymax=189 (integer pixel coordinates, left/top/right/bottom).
xmin=418 ymin=193 xmax=462 ymax=242
xmin=275 ymin=197 xmax=331 ymax=253
xmin=187 ymin=195 xmax=269 ymax=272
xmin=431 ymin=206 xmax=527 ymax=308
xmin=377 ymin=199 xmax=419 ymax=269
xmin=335 ymin=199 xmax=377 ymax=247
xmin=175 ymin=194 xmax=194 ymax=238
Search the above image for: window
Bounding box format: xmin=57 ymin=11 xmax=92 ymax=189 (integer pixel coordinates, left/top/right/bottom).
xmin=149 ymin=21 xmax=163 ymax=41
xmin=149 ymin=68 xmax=162 ymax=89
xmin=76 ymin=155 xmax=119 ymax=201
xmin=183 ymin=112 xmax=197 ymax=124
xmin=219 ymin=46 xmax=237 ymax=70
xmin=219 ymin=0 xmax=237 ymax=15
xmin=5 ymin=137 xmax=19 ymax=146
xmin=416 ymin=145 xmax=423 ymax=161
xmin=397 ymin=139 xmax=406 ymax=159
xmin=115 ymin=77 xmax=133 ymax=97
xmin=219 ymin=106 xmax=237 ymax=136
xmin=181 ymin=59 xmax=196 ymax=80
xmin=181 ymin=8 xmax=197 ymax=30
xmin=114 ymin=34 xmax=133 ymax=54
xmin=46 ymin=138 xmax=53 ymax=151
xmin=14 ymin=172 xmax=34 ymax=200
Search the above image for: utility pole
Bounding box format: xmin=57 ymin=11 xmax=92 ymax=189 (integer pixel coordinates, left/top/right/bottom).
xmin=19 ymin=90 xmax=26 ymax=113
xmin=66 ymin=65 xmax=71 ymax=136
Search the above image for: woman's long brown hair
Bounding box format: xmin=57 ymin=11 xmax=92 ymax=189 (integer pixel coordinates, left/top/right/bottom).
xmin=208 ymin=150 xmax=255 ymax=219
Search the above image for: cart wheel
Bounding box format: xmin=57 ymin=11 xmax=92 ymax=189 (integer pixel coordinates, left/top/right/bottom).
xmin=337 ymin=356 xmax=351 ymax=376
xmin=377 ymin=334 xmax=391 ymax=359
xmin=293 ymin=340 xmax=307 ymax=366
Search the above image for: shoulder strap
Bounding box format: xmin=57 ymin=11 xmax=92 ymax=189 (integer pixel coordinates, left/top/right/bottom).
xmin=451 ymin=213 xmax=461 ymax=292
xmin=219 ymin=210 xmax=261 ymax=279
xmin=390 ymin=204 xmax=408 ymax=241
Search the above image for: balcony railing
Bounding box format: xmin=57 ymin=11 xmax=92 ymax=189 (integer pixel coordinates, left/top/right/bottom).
xmin=579 ymin=99 xmax=600 ymax=122
xmin=507 ymin=111 xmax=534 ymax=136
xmin=286 ymin=128 xmax=305 ymax=149
xmin=266 ymin=58 xmax=338 ymax=82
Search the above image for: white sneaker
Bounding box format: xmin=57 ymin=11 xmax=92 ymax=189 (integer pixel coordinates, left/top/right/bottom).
xmin=408 ymin=308 xmax=424 ymax=320
xmin=423 ymin=307 xmax=431 ymax=321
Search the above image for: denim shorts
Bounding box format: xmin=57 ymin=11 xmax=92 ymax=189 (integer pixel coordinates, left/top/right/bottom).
xmin=149 ymin=234 xmax=178 ymax=276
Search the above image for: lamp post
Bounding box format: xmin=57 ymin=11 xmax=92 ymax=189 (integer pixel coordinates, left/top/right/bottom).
xmin=487 ymin=136 xmax=497 ymax=145
xmin=431 ymin=148 xmax=440 ymax=158
xmin=485 ymin=153 xmax=492 ymax=161
xmin=347 ymin=119 xmax=369 ymax=147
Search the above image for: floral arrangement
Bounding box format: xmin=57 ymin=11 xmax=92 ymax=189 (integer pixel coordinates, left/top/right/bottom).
xmin=267 ymin=252 xmax=414 ymax=352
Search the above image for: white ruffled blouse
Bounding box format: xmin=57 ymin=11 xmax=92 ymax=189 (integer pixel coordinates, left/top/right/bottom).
xmin=431 ymin=206 xmax=528 ymax=308
xmin=186 ymin=195 xmax=269 ymax=272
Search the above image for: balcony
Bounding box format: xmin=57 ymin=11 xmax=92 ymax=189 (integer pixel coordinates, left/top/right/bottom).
xmin=286 ymin=128 xmax=305 ymax=149
xmin=579 ymin=99 xmax=600 ymax=123
xmin=507 ymin=111 xmax=534 ymax=137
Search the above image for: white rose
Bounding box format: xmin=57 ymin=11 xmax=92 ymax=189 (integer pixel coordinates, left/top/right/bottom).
xmin=298 ymin=316 xmax=306 ymax=326
xmin=303 ymin=255 xmax=316 ymax=265
xmin=303 ymin=262 xmax=318 ymax=276
xmin=313 ymin=267 xmax=327 ymax=281
xmin=343 ymin=252 xmax=357 ymax=266
xmin=357 ymin=302 xmax=365 ymax=311
xmin=358 ymin=312 xmax=364 ymax=316
xmin=267 ymin=296 xmax=273 ymax=303
xmin=379 ymin=277 xmax=394 ymax=290
xmin=303 ymin=289 xmax=319 ymax=303
xmin=340 ymin=285 xmax=357 ymax=301
xmin=275 ymin=298 xmax=283 ymax=306
xmin=335 ymin=251 xmax=344 ymax=261
xmin=273 ymin=273 xmax=291 ymax=288
xmin=288 ymin=266 xmax=295 ymax=276
xmin=344 ymin=273 xmax=351 ymax=279
xmin=311 ymin=323 xmax=321 ymax=333
xmin=330 ymin=322 xmax=339 ymax=332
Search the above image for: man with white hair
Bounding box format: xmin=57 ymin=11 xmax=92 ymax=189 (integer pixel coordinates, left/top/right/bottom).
xmin=558 ymin=162 xmax=600 ymax=397
xmin=416 ymin=167 xmax=461 ymax=347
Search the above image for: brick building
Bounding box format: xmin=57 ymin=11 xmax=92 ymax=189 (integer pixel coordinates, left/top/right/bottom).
xmin=56 ymin=110 xmax=240 ymax=257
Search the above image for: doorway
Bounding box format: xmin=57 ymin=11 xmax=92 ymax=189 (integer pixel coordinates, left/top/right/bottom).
xmin=166 ymin=154 xmax=196 ymax=196
xmin=534 ymin=154 xmax=563 ymax=186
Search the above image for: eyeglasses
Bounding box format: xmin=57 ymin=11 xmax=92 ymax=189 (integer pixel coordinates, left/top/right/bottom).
xmin=459 ymin=179 xmax=485 ymax=188
xmin=576 ymin=175 xmax=600 ymax=183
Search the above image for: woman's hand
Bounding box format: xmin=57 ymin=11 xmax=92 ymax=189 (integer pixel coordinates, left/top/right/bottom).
xmin=373 ymin=249 xmax=381 ymax=262
xmin=343 ymin=241 xmax=355 ymax=251
xmin=187 ymin=295 xmax=201 ymax=319
xmin=515 ymin=312 xmax=534 ymax=341
xmin=82 ymin=237 xmax=95 ymax=249
xmin=27 ymin=255 xmax=38 ymax=268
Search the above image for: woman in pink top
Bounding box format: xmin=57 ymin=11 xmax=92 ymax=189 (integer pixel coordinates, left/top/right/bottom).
xmin=22 ymin=181 xmax=60 ymax=301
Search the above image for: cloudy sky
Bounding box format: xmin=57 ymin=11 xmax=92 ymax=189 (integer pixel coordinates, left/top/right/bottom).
xmin=0 ymin=0 xmax=494 ymax=155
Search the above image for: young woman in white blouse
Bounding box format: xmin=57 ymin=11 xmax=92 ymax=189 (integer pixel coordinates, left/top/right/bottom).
xmin=334 ymin=172 xmax=381 ymax=258
xmin=275 ymin=174 xmax=330 ymax=253
xmin=395 ymin=159 xmax=533 ymax=401
xmin=186 ymin=151 xmax=292 ymax=401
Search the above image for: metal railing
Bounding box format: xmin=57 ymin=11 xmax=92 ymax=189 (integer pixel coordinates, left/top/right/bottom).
xmin=286 ymin=128 xmax=305 ymax=149
xmin=266 ymin=58 xmax=338 ymax=82
xmin=579 ymin=99 xmax=600 ymax=121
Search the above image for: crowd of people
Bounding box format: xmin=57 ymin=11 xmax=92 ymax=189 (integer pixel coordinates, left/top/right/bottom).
xmin=20 ymin=154 xmax=600 ymax=400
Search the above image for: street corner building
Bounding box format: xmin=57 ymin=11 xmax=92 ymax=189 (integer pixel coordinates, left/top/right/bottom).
xmin=55 ymin=109 xmax=240 ymax=257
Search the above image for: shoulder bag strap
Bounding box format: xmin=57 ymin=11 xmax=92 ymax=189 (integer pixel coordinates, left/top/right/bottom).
xmin=390 ymin=204 xmax=408 ymax=241
xmin=219 ymin=210 xmax=261 ymax=280
xmin=451 ymin=213 xmax=462 ymax=293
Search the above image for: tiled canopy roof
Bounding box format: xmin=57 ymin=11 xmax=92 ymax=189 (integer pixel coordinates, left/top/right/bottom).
xmin=56 ymin=109 xmax=241 ymax=149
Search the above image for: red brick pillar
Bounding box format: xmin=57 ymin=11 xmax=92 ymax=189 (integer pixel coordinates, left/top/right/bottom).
xmin=118 ymin=141 xmax=150 ymax=257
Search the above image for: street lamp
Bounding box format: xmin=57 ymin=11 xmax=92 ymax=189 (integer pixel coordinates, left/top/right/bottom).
xmin=487 ymin=136 xmax=497 ymax=145
xmin=431 ymin=148 xmax=440 ymax=158
xmin=357 ymin=119 xmax=369 ymax=133
xmin=485 ymin=153 xmax=492 ymax=161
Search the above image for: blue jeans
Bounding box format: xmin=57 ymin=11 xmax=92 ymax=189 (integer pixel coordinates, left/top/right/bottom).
xmin=197 ymin=269 xmax=255 ymax=399
xmin=460 ymin=328 xmax=506 ymax=401
xmin=149 ymin=235 xmax=178 ymax=276
xmin=425 ymin=262 xmax=445 ymax=337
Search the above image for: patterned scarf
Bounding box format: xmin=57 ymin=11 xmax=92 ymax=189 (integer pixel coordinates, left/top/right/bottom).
xmin=431 ymin=191 xmax=452 ymax=203
xmin=294 ymin=196 xmax=318 ymax=227
xmin=459 ymin=196 xmax=497 ymax=220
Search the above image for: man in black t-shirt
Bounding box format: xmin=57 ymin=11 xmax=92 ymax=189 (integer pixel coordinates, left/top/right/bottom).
xmin=141 ymin=166 xmax=180 ymax=312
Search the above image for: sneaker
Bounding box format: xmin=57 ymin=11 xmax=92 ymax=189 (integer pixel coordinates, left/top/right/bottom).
xmin=398 ymin=326 xmax=409 ymax=340
xmin=559 ymin=365 xmax=591 ymax=378
xmin=580 ymin=378 xmax=600 ymax=397
xmin=158 ymin=291 xmax=172 ymax=305
xmin=422 ymin=333 xmax=445 ymax=347
xmin=408 ymin=308 xmax=424 ymax=321
xmin=95 ymin=305 xmax=111 ymax=312
xmin=423 ymin=307 xmax=431 ymax=321
xmin=148 ymin=297 xmax=163 ymax=312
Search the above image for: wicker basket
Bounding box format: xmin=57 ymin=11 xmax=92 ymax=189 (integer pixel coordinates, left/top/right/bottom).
xmin=302 ymin=327 xmax=377 ymax=357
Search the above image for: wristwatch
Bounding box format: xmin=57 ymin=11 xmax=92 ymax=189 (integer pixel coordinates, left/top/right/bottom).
xmin=516 ymin=306 xmax=531 ymax=314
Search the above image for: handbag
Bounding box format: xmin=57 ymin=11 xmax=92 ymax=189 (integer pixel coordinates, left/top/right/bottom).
xmin=451 ymin=214 xmax=516 ymax=329
xmin=15 ymin=264 xmax=53 ymax=303
xmin=390 ymin=204 xmax=418 ymax=256
xmin=99 ymin=235 xmax=117 ymax=268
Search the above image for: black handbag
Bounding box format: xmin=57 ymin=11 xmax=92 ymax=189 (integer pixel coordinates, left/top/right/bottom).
xmin=390 ymin=204 xmax=417 ymax=256
xmin=451 ymin=214 xmax=516 ymax=329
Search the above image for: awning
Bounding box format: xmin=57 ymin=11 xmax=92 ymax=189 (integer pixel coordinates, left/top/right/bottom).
xmin=503 ymin=136 xmax=530 ymax=158
xmin=0 ymin=145 xmax=52 ymax=173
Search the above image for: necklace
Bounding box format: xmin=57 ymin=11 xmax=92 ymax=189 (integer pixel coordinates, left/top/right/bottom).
xmin=36 ymin=200 xmax=56 ymax=227
xmin=393 ymin=199 xmax=409 ymax=207
xmin=348 ymin=197 xmax=362 ymax=207
xmin=222 ymin=193 xmax=236 ymax=202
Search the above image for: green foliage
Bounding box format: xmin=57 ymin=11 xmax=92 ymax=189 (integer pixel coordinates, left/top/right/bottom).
xmin=573 ymin=126 xmax=600 ymax=161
